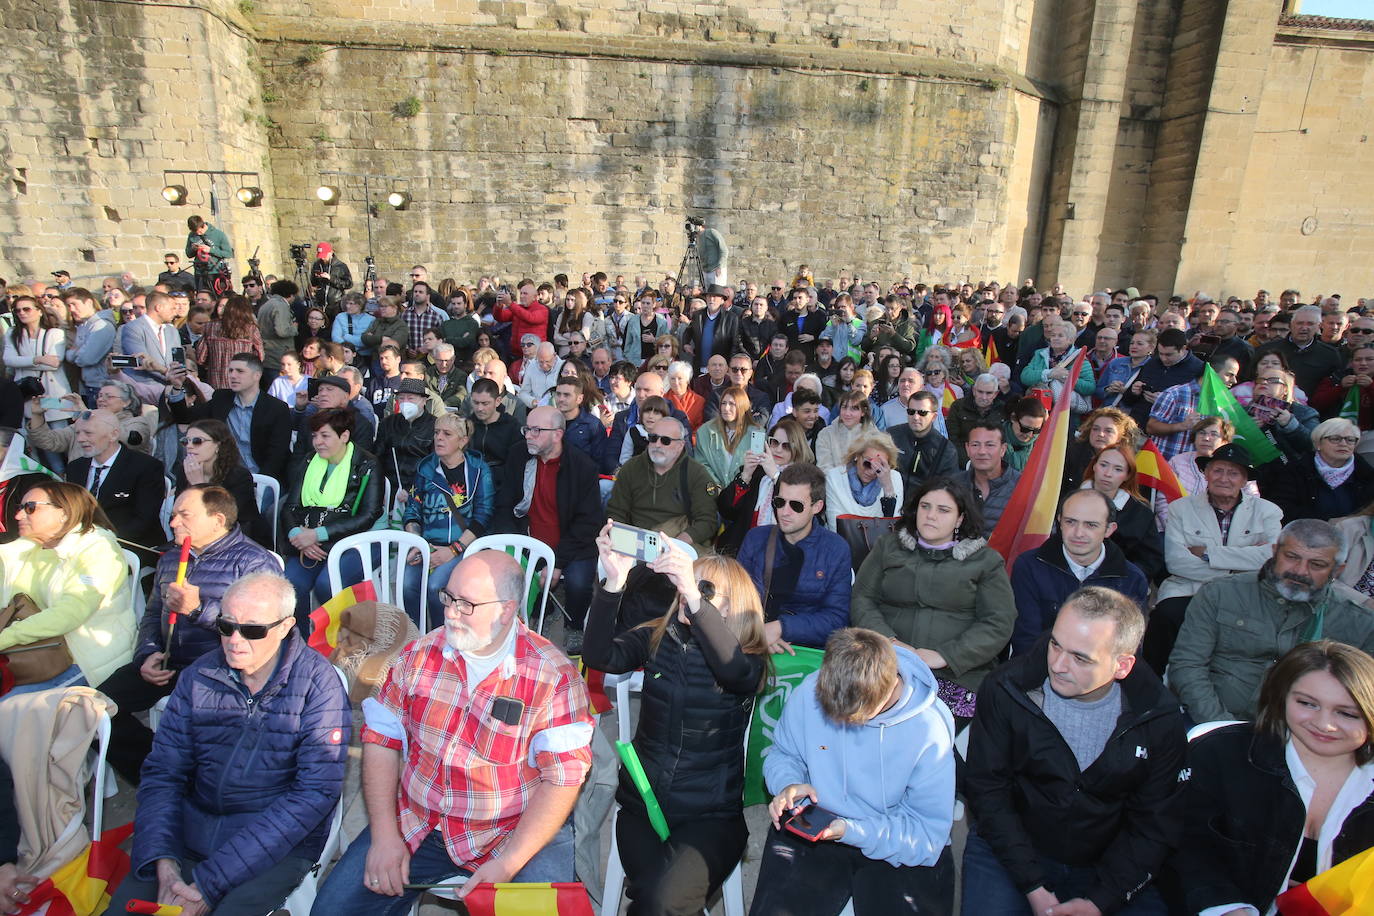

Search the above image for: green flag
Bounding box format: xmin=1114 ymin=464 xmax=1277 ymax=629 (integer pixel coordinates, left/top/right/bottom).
xmin=1197 ymin=365 xmax=1281 ymax=464
xmin=615 ymin=740 xmax=670 ymax=840
xmin=743 ymin=646 xmax=825 ymax=806
xmin=1340 ymin=385 xmax=1360 ymax=423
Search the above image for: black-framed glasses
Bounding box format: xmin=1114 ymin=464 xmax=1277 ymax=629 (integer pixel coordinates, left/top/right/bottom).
xmin=1323 ymin=435 xmax=1360 ymax=446
xmin=1072 ymin=311 xmax=1091 ymax=318
xmin=216 ymin=616 xmax=291 ymax=639
xmin=647 ymin=434 xmax=681 ymax=446
xmin=1016 ymin=421 xmax=1044 ymax=435
xmin=179 ymin=436 xmax=211 ymax=447
xmin=438 ymin=590 xmax=506 ymax=615
xmin=771 ymin=496 xmax=806 ymax=513
xmin=16 ymin=501 xmax=56 ymax=515
xmin=729 ymin=365 xmax=751 ymax=374
xmin=1349 ymin=328 xmax=1374 ymax=334
xmin=907 ymin=408 xmax=933 ymax=417
xmin=521 ymin=425 xmax=558 ymax=436
xmin=766 ymin=436 xmax=792 ymax=450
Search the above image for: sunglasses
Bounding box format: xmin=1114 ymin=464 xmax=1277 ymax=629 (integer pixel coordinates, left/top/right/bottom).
xmin=766 ymin=436 xmax=792 ymax=450
xmin=861 ymin=458 xmax=884 ymax=470
xmin=1072 ymin=311 xmax=1091 ymax=318
xmin=1349 ymin=328 xmax=1374 ymax=334
xmin=907 ymin=408 xmax=933 ymax=417
xmin=1016 ymin=421 xmax=1044 ymax=435
xmin=216 ymin=616 xmax=291 ymax=639
xmin=771 ymin=496 xmax=807 ymax=513
xmin=179 ymin=436 xmax=211 ymax=447
xmin=16 ymin=500 xmax=56 ymax=515
xmin=647 ymin=434 xmax=681 ymax=446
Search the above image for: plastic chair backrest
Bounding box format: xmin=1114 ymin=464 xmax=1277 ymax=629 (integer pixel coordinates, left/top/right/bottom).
xmin=1187 ymin=719 xmax=1245 ymax=742
xmin=326 ymin=530 xmax=430 ymax=623
xmin=252 ymin=473 xmax=281 ymax=549
xmin=121 ymin=548 xmax=145 ymax=622
xmin=464 ymin=534 xmax=557 ymax=632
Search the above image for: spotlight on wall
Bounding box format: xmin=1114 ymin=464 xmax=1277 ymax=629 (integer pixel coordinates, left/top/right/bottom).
xmin=316 ymin=185 xmax=340 ymax=204
xmin=386 ymin=190 xmax=411 ymax=210
xmin=161 ymin=184 xmax=189 ymax=205
xmin=236 ymin=186 xmax=264 ymax=207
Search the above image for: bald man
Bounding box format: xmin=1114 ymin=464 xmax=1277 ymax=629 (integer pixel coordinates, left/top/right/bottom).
xmin=65 ymin=408 xmax=166 ymax=558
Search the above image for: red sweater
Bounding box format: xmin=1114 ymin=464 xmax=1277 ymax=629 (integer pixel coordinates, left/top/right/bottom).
xmin=494 ymin=302 xmax=550 ymax=346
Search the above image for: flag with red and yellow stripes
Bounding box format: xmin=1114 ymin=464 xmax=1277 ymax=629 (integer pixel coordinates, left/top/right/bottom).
xmin=1135 ymin=439 xmax=1187 ymax=503
xmin=1277 ymin=846 xmax=1374 ymax=914
xmin=461 ymin=882 xmax=594 ymax=916
xmin=307 ymin=580 xmax=379 ymax=656
xmin=125 ymin=901 xmax=182 ymax=915
xmin=16 ymin=822 xmax=133 ymax=916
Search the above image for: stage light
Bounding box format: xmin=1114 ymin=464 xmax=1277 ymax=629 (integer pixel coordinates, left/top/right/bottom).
xmin=316 ymin=185 xmax=340 ymax=204
xmin=236 ymin=186 xmax=264 ymax=207
xmin=161 ymin=184 xmax=188 ymax=205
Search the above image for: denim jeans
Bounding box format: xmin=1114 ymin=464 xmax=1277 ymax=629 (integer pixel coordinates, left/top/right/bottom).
xmin=559 ymin=557 xmax=597 ymax=631
xmin=402 ymin=551 xmax=462 ymax=631
xmin=960 ymin=831 xmax=1168 ymax=915
xmin=310 ymin=821 xmax=574 ymax=916
xmin=1 ymin=664 xmax=85 ymax=702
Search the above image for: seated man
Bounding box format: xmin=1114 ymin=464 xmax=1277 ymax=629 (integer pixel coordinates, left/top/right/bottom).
xmin=606 ymin=417 xmax=718 ymax=548
xmin=1009 ymin=489 xmax=1148 ymax=655
xmin=964 ymin=587 xmax=1188 ymax=915
xmin=167 ymin=353 xmax=291 ymax=483
xmin=313 ymin=551 xmax=594 ymax=912
xmin=1169 ymin=518 xmax=1374 ymax=723
xmin=749 ymin=628 xmax=956 ymax=915
xmin=65 ymin=408 xmax=165 ymax=561
xmin=888 ymin=389 xmax=958 ymax=493
xmin=956 ymin=422 xmax=1020 ymax=536
xmin=103 ymin=573 xmax=349 ymax=916
xmin=291 ymin=376 xmax=375 ymax=467
xmin=373 ymin=377 xmax=436 ymax=494
xmin=97 ymin=485 xmax=280 ymax=785
xmin=737 ymin=463 xmax=852 ymax=652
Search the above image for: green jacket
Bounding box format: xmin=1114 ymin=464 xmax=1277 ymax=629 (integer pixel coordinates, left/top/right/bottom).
xmin=441 ymin=315 xmax=481 ymax=362
xmin=694 ymin=420 xmax=751 ymax=488
xmin=1170 ymin=567 xmax=1374 ymax=723
xmin=361 ymin=314 xmax=409 ymax=352
xmin=851 ymin=525 xmax=1015 ymax=691
xmin=185 ymin=225 xmax=233 ymax=271
xmin=607 ymin=451 xmax=720 ymax=547
xmin=1003 ymin=420 xmax=1037 ymax=471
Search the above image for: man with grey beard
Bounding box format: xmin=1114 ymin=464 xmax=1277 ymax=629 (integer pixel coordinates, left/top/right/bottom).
xmin=1169 ymin=518 xmax=1374 ymax=722
xmin=605 ymin=416 xmax=718 ymax=548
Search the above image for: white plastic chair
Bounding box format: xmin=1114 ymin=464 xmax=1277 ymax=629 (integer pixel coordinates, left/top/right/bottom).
xmin=253 ymin=473 xmax=281 ymax=549
xmin=122 ymin=548 xmax=146 ymax=622
xmin=160 ymin=476 xmax=176 ymax=540
xmin=465 ymin=534 xmax=556 ymax=634
xmin=326 ymin=529 xmax=430 ymax=624
xmin=1187 ymin=719 xmax=1245 ymax=742
xmin=91 ymin=709 xmax=112 ymax=837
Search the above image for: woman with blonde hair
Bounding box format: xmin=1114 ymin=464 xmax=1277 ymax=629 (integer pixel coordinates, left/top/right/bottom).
xmin=584 ymin=526 xmax=768 ymax=916
xmin=696 ymin=386 xmax=762 ymax=487
xmin=824 ymin=430 xmax=903 ymax=525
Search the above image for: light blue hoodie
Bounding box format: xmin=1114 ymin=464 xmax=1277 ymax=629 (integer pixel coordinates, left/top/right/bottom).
xmin=762 ymin=645 xmax=956 ymax=868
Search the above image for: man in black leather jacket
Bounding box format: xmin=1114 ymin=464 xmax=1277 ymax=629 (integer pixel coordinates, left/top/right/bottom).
xmin=310 ymin=242 xmax=353 ymax=317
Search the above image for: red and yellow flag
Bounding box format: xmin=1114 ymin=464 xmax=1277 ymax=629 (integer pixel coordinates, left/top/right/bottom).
xmin=577 ymin=660 xmax=613 ymax=715
xmin=1278 ymin=846 xmax=1374 ymax=915
xmin=983 ymin=334 xmax=1000 ymax=366
xmin=1136 ymin=439 xmax=1187 ymax=503
xmin=988 ymin=349 xmax=1089 ymax=572
xmin=461 ymin=882 xmax=594 ymax=916
xmin=941 ymin=386 xmax=957 ymax=416
xmin=307 ymin=580 xmax=379 ymax=656
xmin=126 ymin=901 xmax=183 ymax=915
xmin=17 ymin=822 xmax=133 ymax=916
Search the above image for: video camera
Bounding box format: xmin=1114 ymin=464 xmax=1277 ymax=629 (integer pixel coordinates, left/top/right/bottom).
xmin=289 ymin=242 xmax=312 ymax=264
xmin=684 ymin=216 xmax=705 ymax=243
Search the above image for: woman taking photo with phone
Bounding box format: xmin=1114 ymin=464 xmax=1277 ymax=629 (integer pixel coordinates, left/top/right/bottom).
xmin=583 ymin=524 xmax=769 ymax=916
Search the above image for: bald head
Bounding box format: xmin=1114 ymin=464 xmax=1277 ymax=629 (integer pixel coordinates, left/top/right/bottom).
xmin=74 ymin=409 xmax=122 ymax=462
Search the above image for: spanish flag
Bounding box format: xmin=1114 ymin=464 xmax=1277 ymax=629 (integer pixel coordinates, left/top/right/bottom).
xmin=16 ymin=823 xmax=133 ymax=916
xmin=941 ymin=386 xmax=957 ymax=416
xmin=577 ymin=660 xmax=613 ymax=715
xmin=126 ymin=902 xmax=182 ymax=915
xmin=988 ymin=348 xmax=1088 ymax=572
xmin=983 ymin=334 xmax=1000 ymax=366
xmin=1135 ymin=439 xmax=1187 ymax=503
xmin=1277 ymin=846 xmax=1374 ymax=914
xmin=461 ymin=882 xmax=595 ymax=916
xmin=307 ymin=580 xmax=379 ymax=656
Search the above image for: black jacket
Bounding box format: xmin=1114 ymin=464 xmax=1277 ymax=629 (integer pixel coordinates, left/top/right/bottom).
xmin=888 ymin=425 xmax=959 ymax=496
xmin=512 ymin=444 xmax=603 ymax=568
xmin=66 ymin=447 xmax=166 ymax=557
xmin=280 ymin=446 xmax=383 ymax=546
xmin=966 ymin=637 xmax=1189 ymax=915
xmin=290 ymin=408 xmax=376 ymax=472
xmin=168 ymin=389 xmax=292 ymax=485
xmin=1111 ymin=496 xmax=1166 ymax=584
xmin=1166 ymin=725 xmax=1374 ymax=912
xmin=1262 ymin=453 xmax=1374 ymax=524
xmin=682 ymin=308 xmax=743 ymax=373
xmin=582 ymin=585 xmax=765 ymax=825
xmin=374 ymin=412 xmax=437 ymax=496
xmin=738 ymin=316 xmax=778 ymax=361
xmin=309 ymin=257 xmax=353 ymax=313
xmin=781 ymin=308 xmax=827 ymax=360
xmin=1121 ymin=353 xmax=1205 ymax=428
xmin=1008 ymin=534 xmax=1150 ymax=655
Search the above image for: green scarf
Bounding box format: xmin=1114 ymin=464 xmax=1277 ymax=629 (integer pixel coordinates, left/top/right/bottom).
xmin=302 ymin=442 xmax=353 ymax=508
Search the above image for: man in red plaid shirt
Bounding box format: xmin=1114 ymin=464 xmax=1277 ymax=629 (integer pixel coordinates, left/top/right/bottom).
xmin=315 ymin=550 xmax=595 ymax=912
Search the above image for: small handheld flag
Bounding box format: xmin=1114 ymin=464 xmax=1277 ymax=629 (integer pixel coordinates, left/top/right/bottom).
xmin=164 ymin=537 xmax=192 ymax=657
xmin=1136 ymin=440 xmax=1187 ymax=503
xmin=616 ymin=740 xmax=670 ymax=841
xmin=1276 ymin=845 xmax=1374 ymax=914
xmin=126 ymin=901 xmax=183 ymax=915
xmin=307 ymin=580 xmax=379 ymax=656
xmin=1198 ymin=365 xmax=1281 ymax=464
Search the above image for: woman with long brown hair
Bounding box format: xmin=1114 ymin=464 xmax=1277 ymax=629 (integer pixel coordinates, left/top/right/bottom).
xmin=175 ymin=418 xmax=265 ymax=545
xmin=1081 ymin=442 xmax=1165 ymax=582
xmin=195 ymin=294 xmax=264 ymax=389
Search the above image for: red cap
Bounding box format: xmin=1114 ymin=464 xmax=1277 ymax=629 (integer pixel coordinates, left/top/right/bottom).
xmin=317 ymin=242 xmax=333 ymax=256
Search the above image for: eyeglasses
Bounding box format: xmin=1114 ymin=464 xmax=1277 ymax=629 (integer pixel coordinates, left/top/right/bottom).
xmin=729 ymin=365 xmax=751 ymax=374
xmin=907 ymin=408 xmax=933 ymax=417
xmin=1072 ymin=311 xmax=1091 ymax=318
xmin=647 ymin=434 xmax=681 ymax=446
xmin=771 ymin=496 xmax=807 ymax=513
xmin=1349 ymin=328 xmax=1374 ymax=334
xmin=521 ymin=425 xmax=558 ymax=436
xmin=179 ymin=436 xmax=211 ymax=447
xmin=1016 ymin=421 xmax=1045 ymax=435
xmin=41 ymin=293 xmax=59 ymax=299
xmin=1323 ymin=436 xmax=1360 ymax=446
xmin=925 ymin=369 xmax=945 ymax=376
xmin=657 ymin=343 xmax=674 ymax=350
xmin=16 ymin=500 xmax=56 ymax=515
xmin=216 ymin=616 xmax=291 ymax=639
xmin=437 ymin=590 xmax=506 ymax=615
xmin=243 ymin=281 xmax=260 ymax=287
xmin=164 ymin=260 xmax=177 ymax=266
xmin=766 ymin=436 xmax=792 ymax=450
xmin=13 ymin=306 xmax=35 ymax=314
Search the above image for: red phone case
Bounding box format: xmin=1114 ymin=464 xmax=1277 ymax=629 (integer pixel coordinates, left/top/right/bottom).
xmin=783 ymin=804 xmax=839 ymax=842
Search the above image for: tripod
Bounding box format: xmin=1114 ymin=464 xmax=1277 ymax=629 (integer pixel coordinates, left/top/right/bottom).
xmin=676 ymin=235 xmax=705 ymax=294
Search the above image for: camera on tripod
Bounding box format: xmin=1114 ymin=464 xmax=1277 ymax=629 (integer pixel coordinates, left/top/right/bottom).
xmin=289 ymin=242 xmax=312 ymax=264
xmin=684 ymin=216 xmax=705 ymax=243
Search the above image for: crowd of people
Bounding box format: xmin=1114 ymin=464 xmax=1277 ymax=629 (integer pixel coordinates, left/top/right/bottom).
xmin=2 ymin=237 xmax=1374 ymax=916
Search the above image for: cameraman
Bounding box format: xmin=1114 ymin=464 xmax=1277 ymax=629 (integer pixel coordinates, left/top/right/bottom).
xmin=184 ymin=215 xmax=234 ymax=292
xmin=309 ymin=242 xmax=352 ymax=318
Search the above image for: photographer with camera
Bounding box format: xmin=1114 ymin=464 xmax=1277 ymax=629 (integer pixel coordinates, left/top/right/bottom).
xmin=309 ymin=243 xmax=353 ymax=319
xmin=184 ymin=215 xmax=234 ymax=293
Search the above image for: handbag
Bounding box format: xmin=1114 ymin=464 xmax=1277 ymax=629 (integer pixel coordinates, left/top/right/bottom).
xmin=0 ymin=592 xmax=75 ymax=691
xmin=834 ymin=514 xmax=900 ymax=573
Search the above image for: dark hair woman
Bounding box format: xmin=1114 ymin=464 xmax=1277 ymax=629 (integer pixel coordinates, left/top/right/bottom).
xmin=195 ymin=294 xmax=263 ymax=389
xmin=175 ymin=418 xmax=266 ymax=546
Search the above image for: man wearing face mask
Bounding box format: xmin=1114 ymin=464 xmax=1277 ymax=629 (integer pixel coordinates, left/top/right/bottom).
xmin=374 ymin=378 xmax=436 ymax=496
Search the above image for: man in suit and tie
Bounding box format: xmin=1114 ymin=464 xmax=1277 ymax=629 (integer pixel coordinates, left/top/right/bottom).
xmin=117 ymin=291 xmax=183 ymax=394
xmin=166 ymin=353 xmax=291 ymax=484
xmin=67 ymin=409 xmax=166 ymax=560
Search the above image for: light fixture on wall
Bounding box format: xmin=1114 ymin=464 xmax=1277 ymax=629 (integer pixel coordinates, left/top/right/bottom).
xmin=316 ymin=185 xmax=341 ymax=204
xmin=161 ymin=184 xmax=189 ymax=205
xmin=316 ymin=170 xmax=414 ymax=263
xmin=386 ymin=190 xmax=411 ymax=210
xmin=236 ymin=186 xmax=264 ymax=207
xmin=160 ymin=170 xmax=263 ymax=209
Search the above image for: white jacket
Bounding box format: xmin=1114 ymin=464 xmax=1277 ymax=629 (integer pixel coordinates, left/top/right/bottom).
xmin=823 ymin=463 xmax=904 ymax=528
xmin=1158 ymin=491 xmax=1284 ymax=601
xmin=517 ymin=357 xmax=563 ymax=409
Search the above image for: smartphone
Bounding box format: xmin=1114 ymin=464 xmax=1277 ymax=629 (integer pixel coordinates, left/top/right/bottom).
xmin=608 ymin=521 xmax=661 ymax=563
xmin=110 ymin=354 xmax=140 ymax=369
xmin=748 ymin=428 xmax=765 ymax=454
xmin=784 ymin=804 xmax=841 ymax=842
xmin=38 ymin=397 xmax=68 ymax=410
xmin=171 ymin=346 xmax=186 ymax=365
xmin=307 ymin=378 xmax=321 ymax=399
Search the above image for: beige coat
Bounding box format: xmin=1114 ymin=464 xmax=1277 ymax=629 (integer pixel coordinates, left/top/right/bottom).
xmin=1159 ymin=491 xmax=1284 ymax=601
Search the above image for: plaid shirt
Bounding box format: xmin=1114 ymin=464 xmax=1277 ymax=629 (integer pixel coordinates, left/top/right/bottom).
xmin=1148 ymin=379 xmax=1201 ymax=460
xmin=403 ymin=305 xmax=442 ymax=354
xmin=361 ymin=623 xmax=594 ymax=867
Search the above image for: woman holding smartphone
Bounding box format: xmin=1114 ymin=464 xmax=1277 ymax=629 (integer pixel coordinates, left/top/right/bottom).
xmin=583 ymin=524 xmax=769 ymax=916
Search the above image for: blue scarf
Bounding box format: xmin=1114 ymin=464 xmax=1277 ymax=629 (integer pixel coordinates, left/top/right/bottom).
xmin=846 ymin=463 xmax=882 ymax=507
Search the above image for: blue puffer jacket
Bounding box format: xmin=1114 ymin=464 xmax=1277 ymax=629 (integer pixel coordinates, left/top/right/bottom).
xmin=401 ymin=450 xmax=494 ymax=546
xmin=132 ymin=631 xmax=349 ymax=907
xmin=563 ymin=408 xmax=608 ymax=469
xmin=133 ymin=526 xmax=283 ymax=669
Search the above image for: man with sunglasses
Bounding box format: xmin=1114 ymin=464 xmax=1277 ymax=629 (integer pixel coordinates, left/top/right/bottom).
xmin=96 ymin=485 xmax=280 ymax=785
xmin=607 ymin=416 xmax=718 ymax=548
xmin=890 ymin=390 xmax=958 ymax=492
xmin=156 ymin=252 xmax=195 ymax=294
xmin=738 ymin=463 xmax=852 ymax=654
xmin=106 ymin=571 xmax=348 ymax=916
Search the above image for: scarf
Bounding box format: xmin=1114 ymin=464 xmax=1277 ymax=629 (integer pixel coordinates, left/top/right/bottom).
xmin=918 ymin=537 xmax=957 ymax=550
xmin=1315 ymin=454 xmax=1355 ymax=490
xmin=846 ymin=462 xmax=882 ymax=507
xmin=302 ymin=442 xmax=354 ymax=508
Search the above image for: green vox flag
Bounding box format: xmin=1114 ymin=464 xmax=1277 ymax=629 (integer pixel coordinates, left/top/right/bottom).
xmin=743 ymin=646 xmax=825 ymax=806
xmin=1340 ymin=385 xmax=1360 ymax=423
xmin=1196 ymin=365 xmax=1281 ymax=464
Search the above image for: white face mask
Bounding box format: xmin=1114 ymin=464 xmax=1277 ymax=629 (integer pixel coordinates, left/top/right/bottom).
xmin=398 ymin=401 xmax=422 ymax=421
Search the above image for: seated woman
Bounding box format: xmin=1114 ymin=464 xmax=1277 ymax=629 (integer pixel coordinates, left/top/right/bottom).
xmin=25 ymin=380 xmax=158 ymax=459
xmin=696 ymin=386 xmax=763 ymax=488
xmin=267 ymin=350 xmax=308 ymax=406
xmin=174 ymin=419 xmax=265 ymax=545
xmin=815 ymin=390 xmax=881 ymax=471
xmin=824 ymin=431 xmax=903 ymax=527
xmin=619 ymin=395 xmax=671 ymax=468
xmin=1232 ymin=348 xmax=1309 ymax=405
xmin=331 ymin=293 xmax=374 ymax=358
xmin=1167 ymin=640 xmax=1374 ymax=914
xmin=0 ymin=481 xmax=134 ymax=695
xmin=749 ymin=628 xmax=957 ymax=916
xmin=1263 ymin=417 xmax=1374 ymax=524
xmin=280 ymin=408 xmax=383 ymax=626
xmin=664 ymin=361 xmax=705 ymax=430
xmin=1081 ymin=442 xmax=1166 ymax=583
xmin=645 ymin=333 xmax=680 ymax=372
xmin=583 ymin=525 xmax=768 ymax=916
xmin=294 ymin=305 xmax=331 ymax=352
xmin=400 ymin=415 xmax=494 ymax=627
xmin=1062 ymin=407 xmax=1139 ymax=494
xmin=718 ymin=417 xmax=814 ymax=556
xmin=850 ymin=477 xmax=1015 ymax=724
xmin=102 ymin=572 xmax=349 ymax=916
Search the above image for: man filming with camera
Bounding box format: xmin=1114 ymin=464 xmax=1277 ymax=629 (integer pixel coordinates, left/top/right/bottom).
xmin=310 ymin=242 xmax=353 ymax=318
xmin=184 ymin=215 xmax=234 ymax=293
